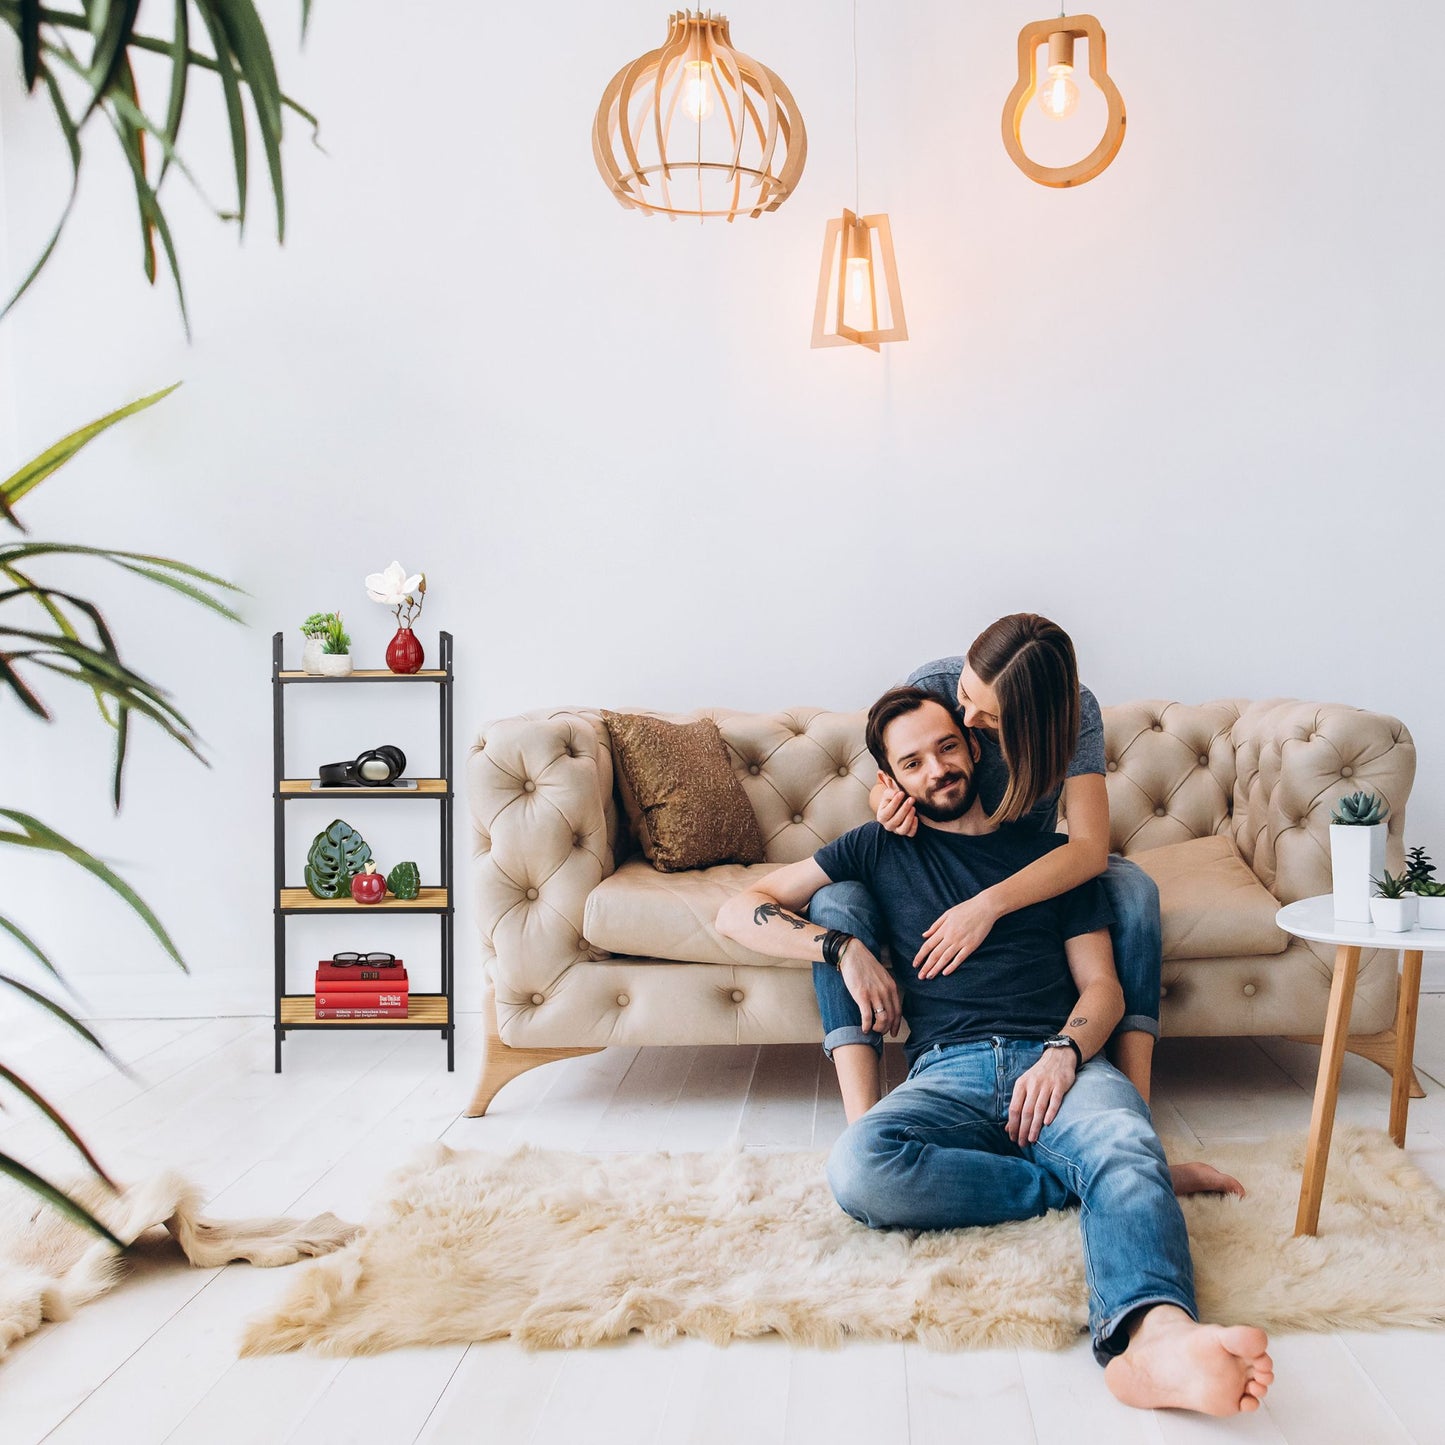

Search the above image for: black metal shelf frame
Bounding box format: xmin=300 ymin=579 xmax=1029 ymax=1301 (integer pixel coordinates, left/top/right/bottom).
xmin=270 ymin=631 xmax=455 ymax=1072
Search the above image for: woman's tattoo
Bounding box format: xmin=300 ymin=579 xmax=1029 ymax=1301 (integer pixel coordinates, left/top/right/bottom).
xmin=1069 ymin=1015 xmax=1088 ymax=1028
xmin=752 ymin=902 xmax=824 ymax=943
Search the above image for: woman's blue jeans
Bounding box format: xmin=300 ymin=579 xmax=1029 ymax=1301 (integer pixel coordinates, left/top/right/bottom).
xmin=825 ymin=1039 xmax=1196 ymax=1362
xmin=808 ymin=855 xmax=1161 ymax=1058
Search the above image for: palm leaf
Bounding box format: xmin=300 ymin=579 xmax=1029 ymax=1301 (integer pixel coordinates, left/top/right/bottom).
xmin=158 ymin=0 xmax=189 ymax=184
xmin=19 ymin=0 xmax=41 ymax=87
xmin=0 ymin=971 xmax=120 ymax=1063
xmin=191 ymin=0 xmax=249 ymax=232
xmin=0 ymin=1153 xmax=125 ymax=1249
xmin=0 ymin=912 xmax=69 ymax=990
xmin=0 ymin=1065 xmax=117 ymax=1189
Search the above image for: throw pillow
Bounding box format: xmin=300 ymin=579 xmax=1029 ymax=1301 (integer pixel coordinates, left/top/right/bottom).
xmin=602 ymin=712 xmax=766 ymax=872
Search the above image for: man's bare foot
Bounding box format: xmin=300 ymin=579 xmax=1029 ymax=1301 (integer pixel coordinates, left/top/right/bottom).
xmin=1105 ymin=1305 xmax=1273 ymax=1416
xmin=1170 ymin=1161 xmax=1246 ymax=1198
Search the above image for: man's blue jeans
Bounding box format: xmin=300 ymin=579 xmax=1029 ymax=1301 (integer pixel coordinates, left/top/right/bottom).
xmin=808 ymin=855 xmax=1161 ymax=1057
xmin=826 ymin=1039 xmax=1197 ymax=1362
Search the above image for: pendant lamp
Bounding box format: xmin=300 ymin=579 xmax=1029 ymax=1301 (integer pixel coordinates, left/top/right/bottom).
xmin=592 ymin=10 xmax=807 ymax=222
xmin=1002 ymin=13 xmax=1126 ymax=188
xmin=810 ymin=3 xmax=907 ymax=351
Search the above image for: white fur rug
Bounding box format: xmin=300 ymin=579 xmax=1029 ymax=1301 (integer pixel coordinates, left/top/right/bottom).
xmin=241 ymin=1126 xmax=1445 ymax=1358
xmin=0 ymin=1173 xmax=357 ymax=1363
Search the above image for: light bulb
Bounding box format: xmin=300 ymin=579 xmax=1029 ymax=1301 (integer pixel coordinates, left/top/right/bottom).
xmin=843 ymin=256 xmax=874 ymax=330
xmin=681 ymin=60 xmax=713 ymax=121
xmin=1037 ymin=63 xmax=1079 ymax=120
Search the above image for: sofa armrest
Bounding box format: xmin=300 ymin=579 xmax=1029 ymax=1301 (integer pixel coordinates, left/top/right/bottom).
xmin=468 ymin=711 xmax=617 ymax=1010
xmin=1229 ymin=699 xmax=1415 ymax=904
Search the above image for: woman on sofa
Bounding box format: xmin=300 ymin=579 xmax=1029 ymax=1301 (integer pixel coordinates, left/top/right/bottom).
xmin=810 ymin=612 xmax=1240 ymax=1196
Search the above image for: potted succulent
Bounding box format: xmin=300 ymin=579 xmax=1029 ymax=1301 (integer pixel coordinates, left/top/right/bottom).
xmin=299 ymin=612 xmax=337 ymax=675
xmin=1407 ymin=846 xmax=1445 ymax=929
xmin=1329 ymin=790 xmax=1389 ymax=923
xmin=365 ymin=560 xmax=427 ymax=674
xmin=318 ymin=613 xmax=353 ymax=677
xmin=1369 ymin=871 xmax=1418 ymax=933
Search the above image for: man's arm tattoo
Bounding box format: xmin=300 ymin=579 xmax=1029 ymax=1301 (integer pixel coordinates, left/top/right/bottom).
xmin=1068 ymin=1016 xmax=1088 ymax=1028
xmin=752 ymin=902 xmax=825 ymax=944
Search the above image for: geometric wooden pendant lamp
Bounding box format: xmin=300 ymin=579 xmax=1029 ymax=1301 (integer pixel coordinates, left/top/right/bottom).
xmin=1001 ymin=13 xmax=1126 ymax=188
xmin=592 ymin=10 xmax=807 ymax=222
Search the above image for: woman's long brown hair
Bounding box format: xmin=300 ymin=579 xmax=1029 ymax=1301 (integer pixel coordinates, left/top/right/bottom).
xmin=966 ymin=613 xmax=1079 ymax=825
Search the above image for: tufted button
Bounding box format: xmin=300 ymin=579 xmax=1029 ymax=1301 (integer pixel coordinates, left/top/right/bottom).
xmin=1154 ymin=806 xmax=1166 ymax=818
xmin=1198 ymin=754 xmax=1209 ymax=767
xmin=1160 ymin=986 xmax=1170 ymax=999
xmin=791 ymin=813 xmax=804 ymax=825
xmin=1151 ymin=723 xmax=1163 ymax=733
xmin=837 ymin=767 xmax=849 ymax=778
xmin=525 ymin=887 xmax=538 ymax=900
xmin=573 ymin=834 xmax=584 ymax=848
xmin=617 ymin=993 xmax=630 ymax=1007
xmin=748 ymin=764 xmax=760 ymax=775
xmin=1106 ymin=761 xmax=1118 ymax=773
xmin=1243 ymin=983 xmax=1257 ymax=997
xmin=1341 ymin=766 xmax=1354 ymax=778
xmin=522 ymin=780 xmax=536 ymax=793
xmin=730 ymin=989 xmax=745 ymax=1003
xmin=530 ymin=992 xmax=545 ymax=1005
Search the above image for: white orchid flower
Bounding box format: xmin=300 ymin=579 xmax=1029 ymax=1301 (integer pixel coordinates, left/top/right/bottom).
xmin=365 ymin=560 xmax=422 ymax=606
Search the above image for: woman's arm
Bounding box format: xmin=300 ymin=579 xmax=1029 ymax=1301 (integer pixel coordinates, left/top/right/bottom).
xmin=913 ymin=772 xmax=1112 ymax=978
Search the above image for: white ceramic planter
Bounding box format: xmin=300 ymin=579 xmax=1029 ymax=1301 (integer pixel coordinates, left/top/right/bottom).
xmin=1369 ymin=895 xmax=1417 ymax=933
xmin=1417 ymin=895 xmax=1445 ymax=930
xmin=317 ymin=652 xmax=353 ymax=677
xmin=1330 ymin=822 xmax=1386 ymax=922
xmin=302 ymin=636 xmax=326 ymax=674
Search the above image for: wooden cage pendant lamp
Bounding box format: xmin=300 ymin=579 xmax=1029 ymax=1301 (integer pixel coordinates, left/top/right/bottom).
xmin=592 ymin=10 xmax=807 ymax=221
xmin=810 ymin=210 xmax=907 ymax=350
xmin=1002 ymin=13 xmax=1126 ymax=188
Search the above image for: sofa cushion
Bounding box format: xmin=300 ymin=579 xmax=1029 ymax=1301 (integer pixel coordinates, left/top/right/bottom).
xmin=603 ymin=712 xmax=766 ymax=872
xmin=584 ymin=859 xmax=797 ymax=968
xmin=1131 ymin=835 xmax=1287 ymax=960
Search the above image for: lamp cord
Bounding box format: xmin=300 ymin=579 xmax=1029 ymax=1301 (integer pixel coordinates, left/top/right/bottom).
xmin=852 ymin=0 xmax=860 ymax=214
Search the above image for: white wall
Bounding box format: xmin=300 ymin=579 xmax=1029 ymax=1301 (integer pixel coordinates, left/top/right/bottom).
xmin=2 ymin=0 xmax=1441 ymax=1017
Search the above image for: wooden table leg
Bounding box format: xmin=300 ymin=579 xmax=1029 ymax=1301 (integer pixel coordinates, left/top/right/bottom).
xmin=1295 ymin=943 xmax=1361 ymax=1237
xmin=1389 ymin=950 xmax=1424 ymax=1147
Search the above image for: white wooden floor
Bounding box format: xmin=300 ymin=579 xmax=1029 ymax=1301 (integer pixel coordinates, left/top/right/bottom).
xmin=4 ymin=1003 xmax=1445 ymax=1445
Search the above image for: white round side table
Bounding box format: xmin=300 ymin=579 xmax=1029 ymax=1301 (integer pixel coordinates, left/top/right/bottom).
xmin=1275 ymin=895 xmax=1437 ymax=1236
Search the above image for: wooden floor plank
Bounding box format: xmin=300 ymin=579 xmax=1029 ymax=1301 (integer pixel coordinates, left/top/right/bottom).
xmin=740 ymin=1044 xmax=823 ymax=1152
xmin=784 ymin=1341 xmax=910 ymax=1445
xmin=1248 ymin=1334 xmax=1414 ymax=1444
xmin=655 ymin=1044 xmax=760 ymax=1155
xmin=587 ymin=1045 xmax=698 ymax=1153
xmin=282 ymin=1345 xmax=470 ymax=1445
xmin=902 ymin=1344 xmax=1037 ymax=1445
xmin=411 ymin=1341 xmax=565 ymax=1444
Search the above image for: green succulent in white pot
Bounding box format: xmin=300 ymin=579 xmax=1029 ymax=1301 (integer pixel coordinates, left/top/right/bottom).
xmin=317 ymin=613 xmax=352 ymax=677
xmin=1329 ymin=790 xmax=1389 ymax=924
xmin=1407 ymin=848 xmax=1445 ymax=929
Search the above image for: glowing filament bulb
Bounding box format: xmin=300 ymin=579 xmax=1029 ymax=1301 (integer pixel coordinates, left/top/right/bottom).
xmin=844 ymin=256 xmax=874 ymax=328
xmin=1038 ymin=62 xmax=1079 ymax=119
xmin=681 ymin=60 xmax=713 ymax=120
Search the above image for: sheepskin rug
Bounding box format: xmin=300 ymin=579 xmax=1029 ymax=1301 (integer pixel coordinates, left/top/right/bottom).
xmin=0 ymin=1172 xmax=357 ymax=1363
xmin=240 ymin=1126 xmax=1445 ymax=1358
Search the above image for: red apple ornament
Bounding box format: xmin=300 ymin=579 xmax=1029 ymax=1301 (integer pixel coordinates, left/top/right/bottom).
xmin=351 ymin=861 xmax=387 ymax=905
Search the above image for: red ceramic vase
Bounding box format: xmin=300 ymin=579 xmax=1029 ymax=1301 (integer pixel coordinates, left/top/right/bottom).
xmin=386 ymin=624 xmax=424 ymax=674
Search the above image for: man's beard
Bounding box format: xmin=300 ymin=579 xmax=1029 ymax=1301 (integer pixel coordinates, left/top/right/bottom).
xmin=910 ymin=770 xmax=979 ymax=822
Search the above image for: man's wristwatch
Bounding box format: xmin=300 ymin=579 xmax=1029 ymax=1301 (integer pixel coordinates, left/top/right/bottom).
xmin=1041 ymin=1034 xmax=1083 ymax=1068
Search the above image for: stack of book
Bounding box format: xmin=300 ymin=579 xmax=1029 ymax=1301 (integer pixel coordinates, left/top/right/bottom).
xmin=315 ymin=958 xmax=409 ymax=1018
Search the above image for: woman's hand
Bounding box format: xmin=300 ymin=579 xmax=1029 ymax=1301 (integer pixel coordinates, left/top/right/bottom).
xmin=913 ymin=893 xmax=1002 ymax=978
xmin=876 ymin=775 xmax=918 ymax=837
xmin=839 ymin=940 xmax=902 ymax=1036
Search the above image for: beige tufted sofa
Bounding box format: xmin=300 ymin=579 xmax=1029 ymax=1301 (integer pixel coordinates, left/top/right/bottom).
xmin=466 ymin=699 xmax=1416 ymax=1115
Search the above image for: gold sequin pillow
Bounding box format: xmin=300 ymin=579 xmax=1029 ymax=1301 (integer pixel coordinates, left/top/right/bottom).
xmin=602 ymin=712 xmax=766 ymax=872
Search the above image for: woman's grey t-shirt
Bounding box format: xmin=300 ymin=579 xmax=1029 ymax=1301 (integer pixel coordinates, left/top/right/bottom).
xmin=905 ymin=655 xmax=1106 ymax=833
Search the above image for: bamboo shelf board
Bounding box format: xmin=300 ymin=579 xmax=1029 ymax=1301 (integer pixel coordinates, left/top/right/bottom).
xmin=278 ymin=669 xmax=447 ymax=682
xmin=278 ymin=887 xmax=448 ymax=912
xmin=281 ymin=994 xmax=450 ymax=1025
xmin=279 ymin=778 xmax=449 ymax=796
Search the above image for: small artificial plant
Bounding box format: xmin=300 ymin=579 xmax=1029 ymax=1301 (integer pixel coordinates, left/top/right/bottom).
xmin=1405 ymin=845 xmax=1436 ymax=890
xmin=300 ymin=612 xmax=338 ymax=640
xmin=1370 ymin=870 xmax=1412 ymax=900
xmin=1414 ymin=877 xmax=1445 ymax=899
xmin=1330 ymin=790 xmax=1389 ymax=827
xmin=321 ymin=613 xmax=351 ymax=656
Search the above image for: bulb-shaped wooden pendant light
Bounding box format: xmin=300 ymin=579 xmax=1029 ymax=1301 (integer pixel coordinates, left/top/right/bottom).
xmin=810 ymin=2 xmax=907 ymax=351
xmin=1002 ymin=13 xmax=1126 ymax=187
xmin=593 ymin=10 xmax=807 ymax=221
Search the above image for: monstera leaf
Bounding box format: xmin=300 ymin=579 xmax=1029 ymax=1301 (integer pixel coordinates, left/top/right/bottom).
xmin=386 ymin=860 xmax=420 ymax=900
xmin=304 ymin=819 xmax=372 ymax=899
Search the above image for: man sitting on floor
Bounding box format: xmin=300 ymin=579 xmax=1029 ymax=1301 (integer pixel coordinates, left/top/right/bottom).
xmin=715 ymin=686 xmax=1273 ymax=1417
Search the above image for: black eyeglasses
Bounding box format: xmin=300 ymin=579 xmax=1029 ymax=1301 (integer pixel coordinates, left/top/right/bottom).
xmin=329 ymin=951 xmax=397 ymax=967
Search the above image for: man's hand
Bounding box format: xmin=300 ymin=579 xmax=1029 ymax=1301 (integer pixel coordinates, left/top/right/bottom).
xmin=839 ymin=939 xmax=901 ymax=1036
xmin=876 ymin=775 xmax=918 ymax=837
xmin=913 ymin=893 xmax=1002 ymax=977
xmin=1005 ymin=1047 xmax=1077 ymax=1144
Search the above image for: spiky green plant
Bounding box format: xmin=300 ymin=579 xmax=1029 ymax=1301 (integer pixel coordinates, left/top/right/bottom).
xmin=1371 ymin=870 xmax=1413 ymax=900
xmin=1413 ymin=878 xmax=1445 ymax=899
xmin=1330 ymin=791 xmax=1389 ymax=827
xmin=321 ymin=614 xmax=350 ymax=655
xmin=1 ymin=386 xmax=241 ymax=1243
xmin=0 ymin=0 xmax=318 ymax=331
xmin=1405 ymin=845 xmax=1436 ymax=889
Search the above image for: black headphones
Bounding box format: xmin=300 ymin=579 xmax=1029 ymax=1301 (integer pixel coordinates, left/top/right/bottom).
xmin=318 ymin=745 xmax=407 ymax=787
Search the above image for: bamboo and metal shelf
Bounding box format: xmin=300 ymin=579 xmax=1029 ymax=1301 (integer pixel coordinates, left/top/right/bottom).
xmin=271 ymin=632 xmax=455 ymax=1072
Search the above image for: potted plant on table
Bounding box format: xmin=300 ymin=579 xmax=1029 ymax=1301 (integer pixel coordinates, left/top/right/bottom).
xmin=318 ymin=613 xmax=352 ymax=677
xmin=1329 ymin=790 xmax=1389 ymax=923
xmin=1369 ymin=871 xmax=1418 ymax=933
xmin=1406 ymin=846 xmax=1445 ymax=929
xmin=299 ymin=613 xmax=338 ymax=675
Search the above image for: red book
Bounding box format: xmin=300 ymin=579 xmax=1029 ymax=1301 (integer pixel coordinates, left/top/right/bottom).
xmin=313 ymin=972 xmax=409 ymax=993
xmin=315 ymin=990 xmax=408 ymax=1011
xmin=317 ymin=960 xmax=407 ymax=984
xmin=315 ymin=1005 xmax=409 ymax=1019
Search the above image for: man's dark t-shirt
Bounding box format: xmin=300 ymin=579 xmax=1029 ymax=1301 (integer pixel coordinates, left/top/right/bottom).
xmin=814 ymin=823 xmax=1114 ymax=1063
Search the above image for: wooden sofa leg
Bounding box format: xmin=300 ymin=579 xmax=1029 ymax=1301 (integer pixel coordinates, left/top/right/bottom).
xmin=466 ymin=984 xmax=602 ymax=1117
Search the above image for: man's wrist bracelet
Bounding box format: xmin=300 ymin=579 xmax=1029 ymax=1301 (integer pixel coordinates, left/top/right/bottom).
xmin=821 ymin=929 xmax=854 ymax=969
